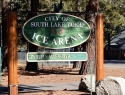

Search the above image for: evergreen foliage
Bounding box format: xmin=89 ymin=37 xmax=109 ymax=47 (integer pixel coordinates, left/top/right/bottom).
xmin=99 ymin=0 xmax=125 ymax=42
xmin=1 ymin=0 xmax=125 ymax=49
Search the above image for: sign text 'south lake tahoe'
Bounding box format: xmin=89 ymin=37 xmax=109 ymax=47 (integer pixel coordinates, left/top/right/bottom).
xmin=22 ymin=13 xmax=90 ymax=49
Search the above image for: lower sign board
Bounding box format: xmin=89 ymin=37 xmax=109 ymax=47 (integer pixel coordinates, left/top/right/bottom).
xmin=27 ymin=52 xmax=88 ymax=62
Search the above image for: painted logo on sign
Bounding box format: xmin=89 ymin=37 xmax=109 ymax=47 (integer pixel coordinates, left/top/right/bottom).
xmin=22 ymin=13 xmax=90 ymax=49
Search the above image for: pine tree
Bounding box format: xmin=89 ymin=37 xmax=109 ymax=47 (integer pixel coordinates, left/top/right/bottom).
xmin=79 ymin=0 xmax=99 ymax=74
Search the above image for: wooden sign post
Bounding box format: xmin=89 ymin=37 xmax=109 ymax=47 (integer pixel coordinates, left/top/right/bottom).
xmin=96 ymin=14 xmax=104 ymax=82
xmin=7 ymin=12 xmax=104 ymax=93
xmin=8 ymin=12 xmax=18 ymax=95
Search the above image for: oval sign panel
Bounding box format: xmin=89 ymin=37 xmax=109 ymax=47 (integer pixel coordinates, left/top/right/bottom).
xmin=22 ymin=13 xmax=90 ymax=49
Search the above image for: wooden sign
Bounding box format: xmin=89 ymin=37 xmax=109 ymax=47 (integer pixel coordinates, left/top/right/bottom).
xmin=22 ymin=13 xmax=90 ymax=49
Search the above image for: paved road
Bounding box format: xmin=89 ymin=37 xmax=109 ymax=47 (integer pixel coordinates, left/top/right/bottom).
xmin=0 ymin=60 xmax=125 ymax=94
xmin=104 ymin=60 xmax=125 ymax=68
xmin=0 ymin=82 xmax=80 ymax=94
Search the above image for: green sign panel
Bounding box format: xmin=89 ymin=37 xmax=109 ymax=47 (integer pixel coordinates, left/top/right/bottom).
xmin=27 ymin=52 xmax=88 ymax=62
xmin=22 ymin=13 xmax=90 ymax=49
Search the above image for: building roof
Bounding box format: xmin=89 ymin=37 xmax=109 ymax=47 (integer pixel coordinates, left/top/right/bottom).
xmin=105 ymin=29 xmax=125 ymax=50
